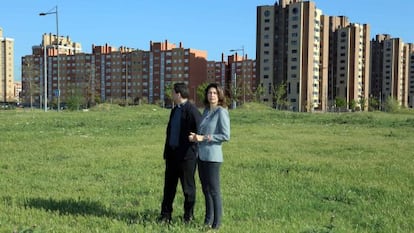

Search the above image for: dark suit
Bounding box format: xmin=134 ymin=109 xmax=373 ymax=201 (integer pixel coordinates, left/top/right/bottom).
xmin=161 ymin=101 xmax=201 ymax=220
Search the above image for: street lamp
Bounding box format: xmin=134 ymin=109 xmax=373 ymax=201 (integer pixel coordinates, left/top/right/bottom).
xmin=230 ymin=46 xmax=245 ymax=104
xmin=43 ymin=46 xmax=47 ymax=112
xmin=40 ymin=6 xmax=60 ymax=111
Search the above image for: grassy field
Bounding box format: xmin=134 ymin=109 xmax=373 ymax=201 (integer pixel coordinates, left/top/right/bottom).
xmin=1 ymin=104 xmax=413 ymax=233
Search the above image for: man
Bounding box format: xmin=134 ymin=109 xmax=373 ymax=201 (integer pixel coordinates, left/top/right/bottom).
xmin=159 ymin=82 xmax=201 ymax=223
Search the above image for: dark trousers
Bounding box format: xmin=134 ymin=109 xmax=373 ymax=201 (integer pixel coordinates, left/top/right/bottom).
xmin=198 ymin=160 xmax=222 ymax=229
xmin=161 ymin=158 xmax=197 ymax=218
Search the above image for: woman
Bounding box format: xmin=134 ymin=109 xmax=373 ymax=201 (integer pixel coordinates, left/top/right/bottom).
xmin=189 ymin=83 xmax=230 ymax=230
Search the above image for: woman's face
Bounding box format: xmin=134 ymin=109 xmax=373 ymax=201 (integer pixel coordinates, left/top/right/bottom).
xmin=207 ymin=87 xmax=218 ymax=106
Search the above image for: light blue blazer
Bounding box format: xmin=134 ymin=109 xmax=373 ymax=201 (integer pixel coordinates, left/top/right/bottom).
xmin=197 ymin=106 xmax=230 ymax=162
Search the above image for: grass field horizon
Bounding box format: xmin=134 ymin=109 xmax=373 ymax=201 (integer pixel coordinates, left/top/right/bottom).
xmin=1 ymin=103 xmax=413 ymax=232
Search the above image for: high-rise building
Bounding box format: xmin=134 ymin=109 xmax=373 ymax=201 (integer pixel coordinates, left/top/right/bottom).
xmin=0 ymin=27 xmax=15 ymax=103
xmin=257 ymin=0 xmax=370 ymax=112
xmin=408 ymin=44 xmax=414 ymax=108
xmin=371 ymin=35 xmax=411 ymax=108
xmin=334 ymin=23 xmax=370 ymax=111
xmin=257 ymin=0 xmax=329 ymax=112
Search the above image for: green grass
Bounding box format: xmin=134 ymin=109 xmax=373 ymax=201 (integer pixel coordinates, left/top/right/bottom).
xmin=1 ymin=104 xmax=413 ymax=232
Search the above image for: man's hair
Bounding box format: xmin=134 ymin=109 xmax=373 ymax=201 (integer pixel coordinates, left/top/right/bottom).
xmin=203 ymin=83 xmax=227 ymax=107
xmin=173 ymin=82 xmax=189 ymax=99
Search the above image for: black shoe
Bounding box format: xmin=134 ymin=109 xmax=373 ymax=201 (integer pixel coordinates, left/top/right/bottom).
xmin=157 ymin=213 xmax=171 ymax=223
xmin=183 ymin=214 xmax=194 ymax=223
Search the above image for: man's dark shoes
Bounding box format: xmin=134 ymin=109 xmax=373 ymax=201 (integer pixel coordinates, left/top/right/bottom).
xmin=183 ymin=214 xmax=194 ymax=224
xmin=157 ymin=213 xmax=172 ymax=224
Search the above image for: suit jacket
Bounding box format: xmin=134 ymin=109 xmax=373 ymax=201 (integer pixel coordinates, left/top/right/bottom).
xmin=163 ymin=101 xmax=201 ymax=160
xmin=197 ymin=106 xmax=230 ymax=162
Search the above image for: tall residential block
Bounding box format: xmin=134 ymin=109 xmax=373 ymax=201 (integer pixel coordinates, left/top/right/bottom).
xmin=257 ymin=0 xmax=370 ymax=112
xmin=0 ymin=27 xmax=15 ymax=103
xmin=334 ymin=23 xmax=370 ymax=110
xmin=409 ymin=44 xmax=414 ymax=108
xmin=371 ymin=35 xmax=411 ymax=108
xmin=257 ymin=0 xmax=329 ymax=112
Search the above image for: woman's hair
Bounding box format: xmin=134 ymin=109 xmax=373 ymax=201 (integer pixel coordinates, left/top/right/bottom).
xmin=203 ymin=83 xmax=227 ymax=108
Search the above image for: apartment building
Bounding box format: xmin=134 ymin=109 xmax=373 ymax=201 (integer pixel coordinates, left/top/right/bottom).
xmin=370 ymin=35 xmax=411 ymax=108
xmin=257 ymin=0 xmax=329 ymax=112
xmin=334 ymin=23 xmax=370 ymax=110
xmin=207 ymin=56 xmax=227 ymax=93
xmin=21 ymin=33 xmax=81 ymax=108
xmin=257 ymin=0 xmax=371 ymax=112
xmin=0 ymin=27 xmax=15 ymax=103
xmin=14 ymin=82 xmax=21 ymax=103
xmin=21 ymin=38 xmax=209 ymax=108
xmin=228 ymin=53 xmax=256 ymax=105
xmin=409 ymin=44 xmax=414 ymax=108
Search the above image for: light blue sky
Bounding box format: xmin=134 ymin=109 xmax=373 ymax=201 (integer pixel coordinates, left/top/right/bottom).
xmin=1 ymin=0 xmax=413 ymax=81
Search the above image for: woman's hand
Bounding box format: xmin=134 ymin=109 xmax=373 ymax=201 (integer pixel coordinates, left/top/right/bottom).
xmin=189 ymin=132 xmax=204 ymax=142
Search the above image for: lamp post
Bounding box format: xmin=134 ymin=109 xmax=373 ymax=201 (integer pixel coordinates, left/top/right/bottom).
xmin=40 ymin=6 xmax=60 ymax=111
xmin=230 ymin=46 xmax=245 ymax=104
xmin=43 ymin=46 xmax=47 ymax=112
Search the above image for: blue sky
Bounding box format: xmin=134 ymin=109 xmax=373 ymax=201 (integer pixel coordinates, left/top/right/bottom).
xmin=1 ymin=0 xmax=413 ymax=81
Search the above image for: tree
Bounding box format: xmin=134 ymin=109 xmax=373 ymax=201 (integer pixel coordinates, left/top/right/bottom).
xmin=67 ymin=84 xmax=85 ymax=111
xmin=335 ymin=97 xmax=347 ymax=112
xmin=273 ymin=82 xmax=287 ymax=110
xmin=349 ymin=99 xmax=356 ymax=112
xmin=384 ymin=96 xmax=400 ymax=113
xmin=368 ymin=97 xmax=379 ymax=111
xmin=197 ymin=82 xmax=209 ymax=105
xmin=358 ymin=97 xmax=367 ymax=111
xmin=23 ymin=61 xmax=40 ymax=110
xmin=253 ymin=84 xmax=264 ymax=103
xmin=164 ymin=82 xmax=174 ymax=108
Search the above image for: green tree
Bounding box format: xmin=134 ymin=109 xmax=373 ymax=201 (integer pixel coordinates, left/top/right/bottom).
xmin=358 ymin=97 xmax=367 ymax=111
xmin=253 ymin=85 xmax=264 ymax=103
xmin=384 ymin=96 xmax=400 ymax=113
xmin=368 ymin=97 xmax=380 ymax=111
xmin=23 ymin=61 xmax=40 ymax=110
xmin=273 ymin=82 xmax=287 ymax=110
xmin=349 ymin=99 xmax=356 ymax=111
xmin=197 ymin=82 xmax=209 ymax=105
xmin=66 ymin=86 xmax=85 ymax=111
xmin=164 ymin=82 xmax=174 ymax=108
xmin=335 ymin=97 xmax=347 ymax=112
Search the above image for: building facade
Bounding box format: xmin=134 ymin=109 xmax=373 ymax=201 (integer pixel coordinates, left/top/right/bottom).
xmin=257 ymin=0 xmax=371 ymax=112
xmin=0 ymin=27 xmax=15 ymax=103
xmin=257 ymin=0 xmax=329 ymax=112
xmin=334 ymin=23 xmax=370 ymax=111
xmin=409 ymin=44 xmax=414 ymax=108
xmin=21 ymin=38 xmax=210 ymax=108
xmin=21 ymin=34 xmax=258 ymax=109
xmin=370 ymin=35 xmax=412 ymax=108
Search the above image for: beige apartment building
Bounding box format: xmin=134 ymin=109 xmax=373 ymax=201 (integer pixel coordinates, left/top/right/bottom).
xmin=370 ymin=34 xmax=412 ymax=108
xmin=409 ymin=44 xmax=414 ymax=108
xmin=0 ymin=27 xmax=15 ymax=103
xmin=334 ymin=23 xmax=370 ymax=111
xmin=257 ymin=0 xmax=370 ymax=112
